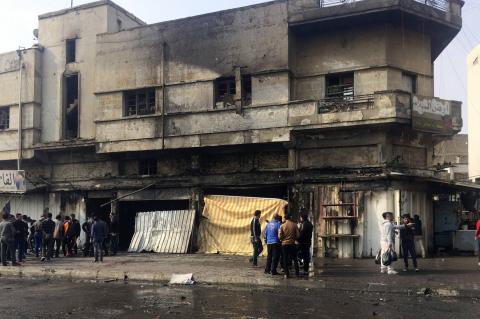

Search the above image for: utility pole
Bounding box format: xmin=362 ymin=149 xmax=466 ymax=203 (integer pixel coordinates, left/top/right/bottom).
xmin=16 ymin=48 xmax=24 ymax=171
xmin=71 ymin=0 xmax=74 ymax=8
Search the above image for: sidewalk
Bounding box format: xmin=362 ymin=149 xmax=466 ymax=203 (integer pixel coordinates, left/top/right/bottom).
xmin=0 ymin=253 xmax=479 ymax=295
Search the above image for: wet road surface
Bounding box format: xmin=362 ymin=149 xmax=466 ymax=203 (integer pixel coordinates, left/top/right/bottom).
xmin=0 ymin=278 xmax=479 ymax=318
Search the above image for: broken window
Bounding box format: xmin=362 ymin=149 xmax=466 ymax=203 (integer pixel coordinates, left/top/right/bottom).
xmin=124 ymin=89 xmax=156 ymax=116
xmin=325 ymin=72 xmax=354 ymax=100
xmin=65 ymin=74 xmax=79 ymax=139
xmin=242 ymin=75 xmax=252 ymax=106
xmin=139 ymin=159 xmax=157 ymax=176
xmin=402 ymin=72 xmax=417 ymax=94
xmin=0 ymin=107 xmax=9 ymax=130
xmin=117 ymin=19 xmax=123 ymax=31
xmin=66 ymin=39 xmax=76 ymax=64
xmin=215 ymin=77 xmax=236 ymax=108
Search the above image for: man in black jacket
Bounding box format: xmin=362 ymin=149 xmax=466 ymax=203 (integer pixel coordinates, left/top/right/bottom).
xmin=413 ymin=214 xmax=426 ymax=258
xmin=13 ymin=213 xmax=28 ymax=262
xmin=41 ymin=213 xmax=56 ymax=262
xmin=69 ymin=214 xmax=81 ymax=256
xmin=250 ymin=210 xmax=262 ymax=267
xmin=400 ymin=214 xmax=418 ymax=272
xmin=298 ymin=212 xmax=313 ymax=275
xmin=82 ymin=217 xmax=93 ymax=257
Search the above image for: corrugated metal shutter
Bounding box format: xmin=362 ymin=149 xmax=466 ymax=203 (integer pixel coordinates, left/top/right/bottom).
xmin=128 ymin=210 xmax=195 ymax=253
xmin=0 ymin=194 xmax=46 ymax=220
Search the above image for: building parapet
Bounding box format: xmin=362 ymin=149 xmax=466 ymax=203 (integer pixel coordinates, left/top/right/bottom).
xmin=319 ymin=0 xmax=453 ymax=12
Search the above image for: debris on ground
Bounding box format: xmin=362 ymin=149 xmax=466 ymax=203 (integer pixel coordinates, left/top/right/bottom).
xmin=169 ymin=273 xmax=195 ymax=285
xmin=104 ymin=279 xmax=118 ymax=283
xmin=418 ymin=288 xmax=433 ymax=296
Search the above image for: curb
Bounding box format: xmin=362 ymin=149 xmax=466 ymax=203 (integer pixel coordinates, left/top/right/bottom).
xmin=0 ymin=266 xmax=315 ymax=288
xmin=1 ymin=266 xmax=479 ymax=298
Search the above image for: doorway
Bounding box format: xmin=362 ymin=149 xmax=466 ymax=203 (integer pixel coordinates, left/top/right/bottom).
xmin=85 ymin=198 xmax=112 ymax=222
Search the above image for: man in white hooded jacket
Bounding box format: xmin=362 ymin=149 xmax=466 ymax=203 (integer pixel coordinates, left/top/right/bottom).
xmin=379 ymin=212 xmax=413 ymax=275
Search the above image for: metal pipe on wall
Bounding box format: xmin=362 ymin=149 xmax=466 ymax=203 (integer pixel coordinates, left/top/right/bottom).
xmin=161 ymin=42 xmax=167 ymax=150
xmin=16 ymin=49 xmax=24 ymax=171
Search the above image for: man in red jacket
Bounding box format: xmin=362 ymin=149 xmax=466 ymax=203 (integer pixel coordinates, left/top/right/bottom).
xmin=476 ymin=218 xmax=480 ymax=267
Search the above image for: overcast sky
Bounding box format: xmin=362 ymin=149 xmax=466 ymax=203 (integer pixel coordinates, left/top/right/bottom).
xmin=0 ymin=0 xmax=477 ymax=133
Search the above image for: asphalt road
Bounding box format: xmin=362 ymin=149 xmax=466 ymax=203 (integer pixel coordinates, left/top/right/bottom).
xmin=0 ymin=278 xmax=479 ymax=319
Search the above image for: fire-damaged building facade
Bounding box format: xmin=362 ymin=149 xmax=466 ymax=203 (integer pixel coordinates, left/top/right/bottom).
xmin=1 ymin=0 xmax=477 ymax=258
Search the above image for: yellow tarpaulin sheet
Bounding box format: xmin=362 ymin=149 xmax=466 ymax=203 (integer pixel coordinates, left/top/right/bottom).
xmin=199 ymin=195 xmax=288 ymax=256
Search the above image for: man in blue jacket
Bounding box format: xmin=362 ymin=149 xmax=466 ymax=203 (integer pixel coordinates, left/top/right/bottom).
xmin=91 ymin=215 xmax=107 ymax=262
xmin=264 ymin=214 xmax=282 ymax=276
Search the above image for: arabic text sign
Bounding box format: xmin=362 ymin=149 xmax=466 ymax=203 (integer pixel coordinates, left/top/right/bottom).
xmin=412 ymin=96 xmax=454 ymax=134
xmin=0 ymin=170 xmax=26 ymax=193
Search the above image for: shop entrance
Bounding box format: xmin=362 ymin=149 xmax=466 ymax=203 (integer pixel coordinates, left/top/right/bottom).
xmin=433 ymin=192 xmax=479 ymax=254
xmin=118 ymin=200 xmax=190 ymax=251
xmin=85 ymin=198 xmax=112 ymax=222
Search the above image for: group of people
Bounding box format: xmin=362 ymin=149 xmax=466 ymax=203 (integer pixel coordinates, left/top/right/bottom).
xmin=0 ymin=208 xmax=119 ymax=266
xmin=379 ymin=212 xmax=427 ymax=274
xmin=249 ymin=209 xmax=432 ymax=278
xmin=250 ymin=209 xmax=313 ymax=279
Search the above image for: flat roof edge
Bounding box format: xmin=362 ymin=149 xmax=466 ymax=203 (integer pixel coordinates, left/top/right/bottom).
xmin=97 ymin=0 xmax=281 ymax=36
xmin=38 ymin=0 xmax=146 ymax=25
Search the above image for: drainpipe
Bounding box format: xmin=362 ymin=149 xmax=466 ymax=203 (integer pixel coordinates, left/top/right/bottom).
xmin=16 ymin=49 xmax=24 ymax=171
xmin=161 ymin=42 xmax=167 ymax=150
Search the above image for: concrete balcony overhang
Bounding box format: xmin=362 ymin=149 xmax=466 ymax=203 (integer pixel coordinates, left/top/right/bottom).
xmin=288 ymin=0 xmax=463 ymax=60
xmin=94 ymin=91 xmax=461 ymax=154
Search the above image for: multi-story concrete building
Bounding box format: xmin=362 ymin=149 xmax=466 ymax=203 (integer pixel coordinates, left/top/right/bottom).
xmin=0 ymin=0 xmax=475 ymax=257
xmin=468 ymin=45 xmax=480 ymax=184
xmin=434 ymin=134 xmax=468 ymax=181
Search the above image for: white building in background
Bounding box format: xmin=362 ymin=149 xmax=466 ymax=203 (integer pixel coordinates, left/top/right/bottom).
xmin=467 ymin=45 xmax=480 ymax=183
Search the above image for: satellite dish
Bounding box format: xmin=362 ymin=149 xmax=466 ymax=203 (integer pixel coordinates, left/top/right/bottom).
xmin=33 ymin=29 xmax=39 ymax=39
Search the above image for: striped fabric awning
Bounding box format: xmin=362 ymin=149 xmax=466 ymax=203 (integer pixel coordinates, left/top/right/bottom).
xmin=198 ymin=195 xmax=288 ymax=256
xmin=129 ymin=210 xmax=195 ymax=253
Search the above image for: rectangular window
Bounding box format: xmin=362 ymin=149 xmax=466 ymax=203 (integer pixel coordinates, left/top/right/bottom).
xmin=139 ymin=159 xmax=157 ymax=176
xmin=215 ymin=77 xmax=236 ymax=108
xmin=66 ymin=39 xmax=76 ymax=64
xmin=124 ymin=89 xmax=156 ymax=116
xmin=242 ymin=75 xmax=252 ymax=106
xmin=64 ymin=74 xmax=79 ymax=139
xmin=0 ymin=107 xmax=9 ymax=130
xmin=325 ymin=72 xmax=354 ymax=99
xmin=402 ymin=72 xmax=417 ymax=94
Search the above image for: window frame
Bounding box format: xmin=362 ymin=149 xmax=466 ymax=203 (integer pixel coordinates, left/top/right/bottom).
xmin=66 ymin=38 xmax=76 ymax=64
xmin=215 ymin=77 xmax=236 ymax=108
xmin=0 ymin=107 xmax=10 ymax=130
xmin=123 ymin=88 xmax=157 ymax=117
xmin=325 ymin=72 xmax=355 ymax=100
xmin=402 ymin=72 xmax=418 ymax=95
xmin=242 ymin=74 xmax=252 ymax=106
xmin=138 ymin=159 xmax=157 ymax=176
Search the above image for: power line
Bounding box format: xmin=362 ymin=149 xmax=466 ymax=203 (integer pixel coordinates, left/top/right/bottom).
xmin=444 ymin=52 xmax=480 ymax=119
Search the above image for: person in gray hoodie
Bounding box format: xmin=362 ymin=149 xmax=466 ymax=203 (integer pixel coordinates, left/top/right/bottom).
xmin=0 ymin=212 xmax=20 ymax=266
xmin=379 ymin=212 xmax=413 ymax=275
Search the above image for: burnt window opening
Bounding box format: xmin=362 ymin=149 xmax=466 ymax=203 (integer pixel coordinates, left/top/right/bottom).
xmin=0 ymin=107 xmax=9 ymax=130
xmin=66 ymin=39 xmax=76 ymax=64
xmin=65 ymin=74 xmax=79 ymax=139
xmin=124 ymin=89 xmax=156 ymax=117
xmin=242 ymin=75 xmax=252 ymax=106
xmin=402 ymin=72 xmax=417 ymax=94
xmin=118 ymin=161 xmax=127 ymax=176
xmin=215 ymin=77 xmax=236 ymax=108
xmin=117 ymin=19 xmax=123 ymax=31
xmin=139 ymin=159 xmax=157 ymax=176
xmin=325 ymin=72 xmax=354 ymax=100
